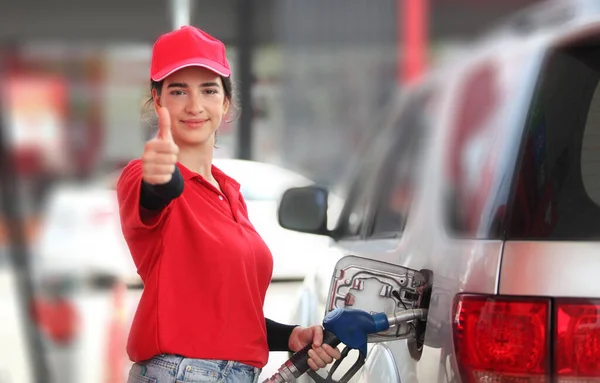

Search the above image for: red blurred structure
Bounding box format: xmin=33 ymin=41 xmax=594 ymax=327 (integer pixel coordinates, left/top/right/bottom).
xmin=399 ymin=0 xmax=428 ymax=84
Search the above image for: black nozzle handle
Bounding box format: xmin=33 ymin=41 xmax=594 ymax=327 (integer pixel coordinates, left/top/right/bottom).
xmin=289 ymin=330 xmax=341 ymax=379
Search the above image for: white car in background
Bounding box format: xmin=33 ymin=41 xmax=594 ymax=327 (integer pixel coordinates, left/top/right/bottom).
xmin=214 ymin=158 xmax=334 ymax=281
xmin=34 ymin=186 xmax=136 ymax=283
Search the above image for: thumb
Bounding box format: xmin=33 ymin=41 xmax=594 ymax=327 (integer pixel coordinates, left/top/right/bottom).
xmin=157 ymin=106 xmax=172 ymax=141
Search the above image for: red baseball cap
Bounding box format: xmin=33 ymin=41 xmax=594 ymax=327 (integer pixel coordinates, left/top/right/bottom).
xmin=150 ymin=26 xmax=231 ymax=81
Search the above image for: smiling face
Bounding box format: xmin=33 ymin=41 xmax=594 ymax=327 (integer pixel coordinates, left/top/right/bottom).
xmin=153 ymin=66 xmax=230 ymax=148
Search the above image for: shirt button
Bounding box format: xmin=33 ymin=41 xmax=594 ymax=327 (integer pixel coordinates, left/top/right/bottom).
xmin=218 ymin=195 xmax=224 ymax=200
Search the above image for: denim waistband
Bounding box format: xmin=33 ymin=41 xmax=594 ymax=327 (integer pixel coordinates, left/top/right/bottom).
xmin=130 ymin=354 xmax=262 ymax=383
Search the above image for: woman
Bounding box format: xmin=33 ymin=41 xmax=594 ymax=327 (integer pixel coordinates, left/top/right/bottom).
xmin=117 ymin=26 xmax=341 ymax=383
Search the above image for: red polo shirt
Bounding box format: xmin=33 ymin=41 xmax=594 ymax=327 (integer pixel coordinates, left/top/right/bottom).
xmin=117 ymin=160 xmax=274 ymax=368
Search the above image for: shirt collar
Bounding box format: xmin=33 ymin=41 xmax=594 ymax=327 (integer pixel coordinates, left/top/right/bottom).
xmin=212 ymin=163 xmax=241 ymax=192
xmin=176 ymin=162 xmax=241 ymax=192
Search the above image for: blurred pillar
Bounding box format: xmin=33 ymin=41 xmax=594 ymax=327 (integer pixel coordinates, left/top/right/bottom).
xmin=170 ymin=0 xmax=192 ymax=29
xmin=236 ymin=0 xmax=255 ymax=160
xmin=0 ymin=41 xmax=50 ymax=383
xmin=399 ymin=0 xmax=428 ymax=84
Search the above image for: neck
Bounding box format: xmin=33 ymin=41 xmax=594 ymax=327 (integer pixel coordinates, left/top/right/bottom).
xmin=176 ymin=141 xmax=214 ymax=180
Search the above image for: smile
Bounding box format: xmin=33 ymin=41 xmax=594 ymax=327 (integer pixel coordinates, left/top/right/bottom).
xmin=181 ymin=119 xmax=208 ymax=128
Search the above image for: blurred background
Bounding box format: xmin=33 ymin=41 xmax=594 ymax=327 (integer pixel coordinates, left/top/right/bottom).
xmin=0 ymin=0 xmax=543 ymax=382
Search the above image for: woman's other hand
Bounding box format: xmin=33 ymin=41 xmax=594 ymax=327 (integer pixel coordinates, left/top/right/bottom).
xmin=288 ymin=325 xmax=342 ymax=371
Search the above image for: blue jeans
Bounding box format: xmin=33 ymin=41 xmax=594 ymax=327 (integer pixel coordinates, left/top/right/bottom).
xmin=128 ymin=354 xmax=262 ymax=383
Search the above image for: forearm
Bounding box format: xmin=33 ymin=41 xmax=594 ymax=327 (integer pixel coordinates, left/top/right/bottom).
xmin=140 ymin=166 xmax=184 ymax=210
xmin=266 ymin=318 xmax=298 ymax=352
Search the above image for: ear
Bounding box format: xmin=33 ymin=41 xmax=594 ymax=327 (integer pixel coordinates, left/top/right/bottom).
xmin=152 ymin=88 xmax=161 ymax=114
xmin=223 ymin=97 xmax=230 ymax=116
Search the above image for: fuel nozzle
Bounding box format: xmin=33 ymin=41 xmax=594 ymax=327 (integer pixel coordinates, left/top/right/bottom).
xmin=262 ymin=307 xmax=428 ymax=383
xmin=386 ymin=308 xmax=428 ymax=328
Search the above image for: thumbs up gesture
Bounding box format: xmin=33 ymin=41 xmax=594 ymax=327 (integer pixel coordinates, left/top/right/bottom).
xmin=142 ymin=107 xmax=180 ymax=185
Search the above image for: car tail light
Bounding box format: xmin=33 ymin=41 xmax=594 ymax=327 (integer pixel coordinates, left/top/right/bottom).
xmin=31 ymin=297 xmax=79 ymax=345
xmin=555 ymin=300 xmax=600 ymax=382
xmin=453 ymin=294 xmax=551 ymax=383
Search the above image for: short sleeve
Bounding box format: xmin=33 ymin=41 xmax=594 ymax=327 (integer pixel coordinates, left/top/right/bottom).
xmin=117 ymin=160 xmax=173 ymax=278
xmin=116 ymin=159 xmax=173 ymax=232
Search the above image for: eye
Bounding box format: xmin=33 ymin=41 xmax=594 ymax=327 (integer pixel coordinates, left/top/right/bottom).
xmin=203 ymin=89 xmax=219 ymax=95
xmin=170 ymin=89 xmax=186 ymax=96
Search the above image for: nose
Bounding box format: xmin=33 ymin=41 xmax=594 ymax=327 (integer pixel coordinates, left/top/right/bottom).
xmin=185 ymin=91 xmax=205 ymax=115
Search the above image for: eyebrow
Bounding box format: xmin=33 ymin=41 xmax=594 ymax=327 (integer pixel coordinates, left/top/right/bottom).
xmin=167 ymin=82 xmax=221 ymax=88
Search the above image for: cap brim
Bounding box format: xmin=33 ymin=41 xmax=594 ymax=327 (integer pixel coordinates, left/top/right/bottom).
xmin=151 ymin=58 xmax=231 ymax=81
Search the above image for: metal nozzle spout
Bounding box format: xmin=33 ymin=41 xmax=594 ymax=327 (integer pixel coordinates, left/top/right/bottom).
xmin=387 ymin=309 xmax=428 ymax=328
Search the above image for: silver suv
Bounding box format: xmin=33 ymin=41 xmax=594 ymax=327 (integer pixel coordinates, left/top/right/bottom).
xmin=278 ymin=1 xmax=600 ymax=381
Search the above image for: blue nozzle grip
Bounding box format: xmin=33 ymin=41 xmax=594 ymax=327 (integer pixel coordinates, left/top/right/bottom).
xmin=372 ymin=312 xmax=390 ymax=332
xmin=322 ymin=308 xmax=391 ymax=357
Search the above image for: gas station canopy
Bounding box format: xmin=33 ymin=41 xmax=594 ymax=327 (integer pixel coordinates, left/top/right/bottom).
xmin=0 ymin=0 xmax=541 ymax=46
